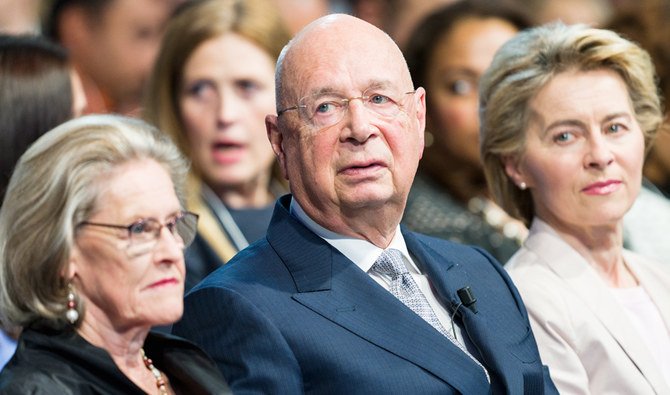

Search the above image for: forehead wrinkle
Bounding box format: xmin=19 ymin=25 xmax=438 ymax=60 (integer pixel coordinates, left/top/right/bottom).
xmin=531 ymin=86 xmax=635 ymax=133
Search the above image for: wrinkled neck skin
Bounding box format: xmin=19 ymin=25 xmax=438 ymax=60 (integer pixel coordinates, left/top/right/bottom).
xmin=300 ymin=195 xmax=406 ymax=248
xmin=76 ymin=303 xmax=154 ymax=392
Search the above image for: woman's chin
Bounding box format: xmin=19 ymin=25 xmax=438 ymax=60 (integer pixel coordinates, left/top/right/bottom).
xmin=149 ymin=308 xmax=184 ymax=328
xmin=146 ymin=295 xmax=184 ymax=327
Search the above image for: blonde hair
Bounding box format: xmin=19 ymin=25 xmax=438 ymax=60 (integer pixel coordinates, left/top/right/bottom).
xmin=0 ymin=114 xmax=188 ymax=327
xmin=480 ymin=23 xmax=663 ymax=225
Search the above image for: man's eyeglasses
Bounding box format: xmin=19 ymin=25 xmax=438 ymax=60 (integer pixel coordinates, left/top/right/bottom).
xmin=78 ymin=211 xmax=199 ymax=250
xmin=277 ymin=89 xmax=416 ymax=129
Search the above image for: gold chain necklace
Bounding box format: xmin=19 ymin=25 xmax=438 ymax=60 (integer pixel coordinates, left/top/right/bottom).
xmin=140 ymin=348 xmax=168 ymax=395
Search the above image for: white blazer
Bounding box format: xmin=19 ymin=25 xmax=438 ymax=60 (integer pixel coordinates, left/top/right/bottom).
xmin=506 ymin=219 xmax=670 ymax=395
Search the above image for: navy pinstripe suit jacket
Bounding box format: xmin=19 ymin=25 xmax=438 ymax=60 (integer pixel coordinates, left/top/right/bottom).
xmin=173 ymin=195 xmax=557 ymax=394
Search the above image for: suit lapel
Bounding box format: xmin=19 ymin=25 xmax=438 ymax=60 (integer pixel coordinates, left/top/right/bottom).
xmin=404 ymin=231 xmax=505 ymax=380
xmin=267 ymin=197 xmax=490 ymax=394
xmin=402 ymin=230 xmax=478 ymax=336
xmin=526 ymin=224 xmax=669 ymax=392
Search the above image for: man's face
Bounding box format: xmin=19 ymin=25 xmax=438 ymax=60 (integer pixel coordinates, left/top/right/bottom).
xmin=268 ymin=18 xmax=426 ymax=230
xmin=77 ymin=0 xmax=177 ymax=112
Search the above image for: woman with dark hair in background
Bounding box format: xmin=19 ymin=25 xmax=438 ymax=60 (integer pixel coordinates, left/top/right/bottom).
xmin=0 ymin=33 xmax=86 ymax=369
xmin=402 ymin=0 xmax=529 ymax=262
xmin=0 ymin=33 xmax=86 ymax=202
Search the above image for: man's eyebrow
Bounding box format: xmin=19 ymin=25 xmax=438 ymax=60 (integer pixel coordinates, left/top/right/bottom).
xmin=306 ymin=87 xmax=340 ymax=97
xmin=302 ymin=81 xmax=396 ymax=98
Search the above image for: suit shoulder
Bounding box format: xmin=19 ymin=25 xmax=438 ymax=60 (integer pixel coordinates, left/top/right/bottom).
xmin=224 ymin=237 xmax=275 ymax=267
xmin=506 ymin=247 xmax=554 ymax=279
xmin=407 ymin=230 xmax=504 ymax=269
xmin=191 ymin=238 xmax=284 ymax=289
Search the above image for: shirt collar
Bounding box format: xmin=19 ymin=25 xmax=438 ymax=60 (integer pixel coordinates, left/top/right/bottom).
xmin=289 ymin=197 xmax=417 ymax=273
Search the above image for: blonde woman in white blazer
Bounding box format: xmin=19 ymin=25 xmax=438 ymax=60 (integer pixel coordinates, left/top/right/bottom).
xmin=506 ymin=219 xmax=670 ymax=394
xmin=480 ymin=23 xmax=670 ymax=394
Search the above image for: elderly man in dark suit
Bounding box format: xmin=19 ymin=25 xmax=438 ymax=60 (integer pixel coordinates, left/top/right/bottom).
xmin=173 ymin=13 xmax=558 ymax=394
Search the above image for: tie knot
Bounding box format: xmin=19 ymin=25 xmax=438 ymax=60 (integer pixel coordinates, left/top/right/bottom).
xmin=373 ymin=249 xmax=408 ymax=279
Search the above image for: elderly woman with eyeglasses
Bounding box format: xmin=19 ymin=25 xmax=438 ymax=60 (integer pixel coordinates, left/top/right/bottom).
xmin=0 ymin=115 xmax=230 ymax=394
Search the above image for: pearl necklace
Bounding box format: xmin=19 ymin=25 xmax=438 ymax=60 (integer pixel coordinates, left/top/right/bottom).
xmin=141 ymin=348 xmax=168 ymax=395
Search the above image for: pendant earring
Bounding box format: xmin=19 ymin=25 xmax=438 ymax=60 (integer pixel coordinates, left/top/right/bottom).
xmin=519 ymin=182 xmax=527 ymax=190
xmin=66 ymin=284 xmax=79 ymax=324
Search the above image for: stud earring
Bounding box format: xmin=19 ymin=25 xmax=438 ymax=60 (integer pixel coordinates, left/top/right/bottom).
xmin=519 ymin=182 xmax=527 ymax=190
xmin=66 ymin=284 xmax=79 ymax=324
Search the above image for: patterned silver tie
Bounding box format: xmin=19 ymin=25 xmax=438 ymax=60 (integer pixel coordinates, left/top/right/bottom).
xmin=372 ymin=248 xmax=489 ymax=381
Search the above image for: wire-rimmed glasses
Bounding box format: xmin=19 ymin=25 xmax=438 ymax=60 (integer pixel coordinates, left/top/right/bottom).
xmin=277 ymin=88 xmax=417 ymax=129
xmin=78 ymin=211 xmax=199 ymax=251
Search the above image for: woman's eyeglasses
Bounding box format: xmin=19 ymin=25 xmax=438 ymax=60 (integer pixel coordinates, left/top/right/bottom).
xmin=78 ymin=211 xmax=199 ymax=251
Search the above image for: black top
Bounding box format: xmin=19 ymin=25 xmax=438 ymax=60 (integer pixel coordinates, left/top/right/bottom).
xmin=0 ymin=324 xmax=230 ymax=394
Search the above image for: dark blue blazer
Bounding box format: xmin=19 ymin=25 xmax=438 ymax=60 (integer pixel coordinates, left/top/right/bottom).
xmin=173 ymin=195 xmax=557 ymax=394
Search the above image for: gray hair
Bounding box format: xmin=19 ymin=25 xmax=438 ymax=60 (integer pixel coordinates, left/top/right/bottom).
xmin=0 ymin=114 xmax=188 ymax=327
xmin=479 ymin=23 xmax=662 ymax=225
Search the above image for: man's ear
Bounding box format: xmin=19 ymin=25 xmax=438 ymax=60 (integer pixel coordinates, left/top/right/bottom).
xmin=414 ymin=87 xmax=427 ymax=158
xmin=266 ymin=114 xmax=289 ymax=180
